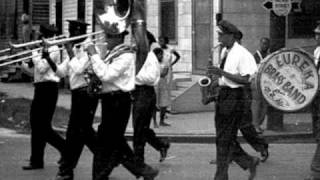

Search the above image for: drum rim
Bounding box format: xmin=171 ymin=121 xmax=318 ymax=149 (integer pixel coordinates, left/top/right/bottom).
xmin=256 ymin=48 xmax=319 ymax=112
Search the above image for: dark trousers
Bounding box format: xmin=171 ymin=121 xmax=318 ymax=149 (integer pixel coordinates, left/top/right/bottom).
xmin=310 ymin=92 xmax=320 ymax=177
xmin=93 ymin=92 xmax=145 ymax=180
xmin=59 ymin=87 xmax=99 ymax=175
xmin=29 ymin=82 xmax=65 ymax=165
xmin=238 ymin=88 xmax=268 ymax=153
xmin=239 ymin=118 xmax=268 ymax=153
xmin=132 ymin=85 xmax=167 ymax=162
xmin=214 ymin=87 xmax=255 ymax=180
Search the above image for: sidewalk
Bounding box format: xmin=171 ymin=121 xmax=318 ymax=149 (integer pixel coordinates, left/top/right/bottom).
xmin=0 ymin=82 xmax=314 ymax=143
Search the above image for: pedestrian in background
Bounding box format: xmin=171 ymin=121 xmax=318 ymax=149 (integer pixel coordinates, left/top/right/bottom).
xmin=22 ymin=24 xmax=66 ymax=170
xmin=21 ymin=12 xmax=32 ymax=43
xmin=252 ymin=37 xmax=271 ymax=134
xmin=209 ymin=20 xmax=260 ymax=180
xmin=158 ymin=36 xmax=180 ymax=126
xmin=305 ymin=22 xmax=320 ymax=180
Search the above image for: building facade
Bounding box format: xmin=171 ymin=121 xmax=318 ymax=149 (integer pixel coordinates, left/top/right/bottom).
xmin=0 ymin=0 xmax=319 ymax=81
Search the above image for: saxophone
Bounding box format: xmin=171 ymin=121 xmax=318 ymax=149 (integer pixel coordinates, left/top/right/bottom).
xmin=198 ymin=61 xmax=220 ymax=105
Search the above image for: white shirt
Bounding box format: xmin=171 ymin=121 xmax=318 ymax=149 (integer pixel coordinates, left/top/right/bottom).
xmin=32 ymin=45 xmax=60 ymax=83
xmin=135 ymin=51 xmax=160 ymax=86
xmin=90 ymin=44 xmax=136 ymax=93
xmin=56 ymin=46 xmax=90 ymax=90
xmin=219 ymin=42 xmax=257 ymax=88
xmin=314 ymin=46 xmax=320 ymax=66
xmin=314 ymin=46 xmax=320 ymax=74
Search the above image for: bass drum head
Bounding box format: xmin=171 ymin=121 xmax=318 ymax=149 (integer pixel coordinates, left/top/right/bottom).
xmin=257 ymin=48 xmax=319 ymax=112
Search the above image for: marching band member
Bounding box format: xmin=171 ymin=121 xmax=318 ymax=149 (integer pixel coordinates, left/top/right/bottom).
xmin=208 ymin=20 xmax=260 ymax=180
xmin=132 ymin=31 xmax=170 ymax=164
xmin=305 ymin=22 xmax=320 ymax=180
xmin=45 ymin=20 xmax=99 ymax=180
xmin=86 ymin=30 xmax=159 ymax=180
xmin=22 ymin=23 xmax=66 ymax=170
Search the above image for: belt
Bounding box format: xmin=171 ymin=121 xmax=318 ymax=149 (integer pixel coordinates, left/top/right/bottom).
xmin=219 ymin=86 xmax=243 ymax=91
xmin=71 ymin=86 xmax=88 ymax=93
xmin=103 ymin=90 xmax=126 ymax=96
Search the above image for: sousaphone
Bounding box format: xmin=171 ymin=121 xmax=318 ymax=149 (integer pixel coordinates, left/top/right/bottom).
xmin=94 ymin=0 xmax=132 ymax=35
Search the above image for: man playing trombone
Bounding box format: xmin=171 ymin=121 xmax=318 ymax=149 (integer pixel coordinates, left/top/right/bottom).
xmin=44 ymin=20 xmax=100 ymax=180
xmin=22 ymin=23 xmax=66 ymax=170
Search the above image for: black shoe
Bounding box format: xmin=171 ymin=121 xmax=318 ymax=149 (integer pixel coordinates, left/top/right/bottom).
xmin=248 ymin=157 xmax=260 ymax=180
xmin=57 ymin=156 xmax=64 ymax=165
xmin=54 ymin=174 xmax=73 ymax=180
xmin=260 ymin=148 xmax=269 ymax=162
xmin=159 ymin=122 xmax=171 ymax=127
xmin=22 ymin=164 xmax=44 ymax=170
xmin=141 ymin=165 xmax=159 ymax=180
xmin=159 ymin=142 xmax=170 ymax=162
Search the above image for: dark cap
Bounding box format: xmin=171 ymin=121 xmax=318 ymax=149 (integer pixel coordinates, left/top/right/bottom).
xmin=39 ymin=23 xmax=58 ymax=37
xmin=217 ymin=20 xmax=240 ymax=35
xmin=67 ymin=19 xmax=89 ymax=32
xmin=234 ymin=30 xmax=243 ymax=41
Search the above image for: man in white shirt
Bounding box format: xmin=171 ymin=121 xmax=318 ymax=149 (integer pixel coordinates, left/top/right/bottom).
xmin=86 ymin=30 xmax=158 ymax=180
xmin=208 ymin=20 xmax=260 ymax=180
xmin=22 ymin=23 xmax=66 ymax=170
xmin=132 ymin=44 xmax=170 ymax=164
xmin=305 ymin=23 xmax=320 ymax=180
xmin=46 ymin=20 xmax=99 ymax=180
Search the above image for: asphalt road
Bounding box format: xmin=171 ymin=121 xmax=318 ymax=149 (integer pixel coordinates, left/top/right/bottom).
xmin=0 ymin=129 xmax=315 ymax=180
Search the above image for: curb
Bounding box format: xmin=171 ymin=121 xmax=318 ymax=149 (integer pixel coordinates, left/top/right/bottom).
xmin=53 ymin=126 xmax=314 ymax=144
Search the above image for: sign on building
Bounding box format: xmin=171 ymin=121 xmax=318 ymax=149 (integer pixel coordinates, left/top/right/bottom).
xmin=263 ymin=0 xmax=293 ymax=16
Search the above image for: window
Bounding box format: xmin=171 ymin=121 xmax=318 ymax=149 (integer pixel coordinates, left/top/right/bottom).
xmin=288 ymin=0 xmax=320 ymax=38
xmin=78 ymin=0 xmax=85 ymax=21
xmin=159 ymin=0 xmax=177 ymax=43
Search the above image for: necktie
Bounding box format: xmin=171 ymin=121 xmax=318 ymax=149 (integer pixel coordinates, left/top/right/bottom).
xmin=220 ymin=50 xmax=228 ymax=69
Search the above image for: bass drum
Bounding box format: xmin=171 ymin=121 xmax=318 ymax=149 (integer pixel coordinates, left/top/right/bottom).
xmin=256 ymin=48 xmax=319 ymax=112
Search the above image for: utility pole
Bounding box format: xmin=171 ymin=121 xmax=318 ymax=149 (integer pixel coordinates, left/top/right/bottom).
xmin=267 ymin=11 xmax=286 ymax=131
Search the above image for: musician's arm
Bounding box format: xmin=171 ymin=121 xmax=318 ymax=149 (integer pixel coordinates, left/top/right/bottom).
xmin=131 ymin=0 xmax=148 ymax=74
xmin=68 ymin=55 xmax=90 ymax=75
xmin=90 ymin=53 xmax=131 ymax=82
xmin=171 ymin=50 xmax=181 ymax=66
xmin=42 ymin=46 xmax=61 ymax=73
xmin=136 ymin=52 xmax=160 ymax=85
xmin=209 ymin=53 xmax=257 ymax=85
xmin=55 ymin=57 xmax=69 ymax=77
xmin=36 ymin=48 xmax=58 ymax=74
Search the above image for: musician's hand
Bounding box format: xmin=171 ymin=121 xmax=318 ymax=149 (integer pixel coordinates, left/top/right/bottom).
xmin=41 ymin=38 xmax=50 ymax=59
xmin=86 ymin=44 xmax=97 ymax=56
xmin=64 ymin=42 xmax=74 ymax=59
xmin=64 ymin=42 xmax=73 ymax=52
xmin=208 ymin=66 xmax=223 ymax=76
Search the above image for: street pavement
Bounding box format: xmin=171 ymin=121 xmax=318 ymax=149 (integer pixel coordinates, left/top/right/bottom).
xmin=0 ymin=82 xmax=314 ymax=143
xmin=0 ymin=82 xmax=317 ymax=179
xmin=0 ymin=130 xmax=315 ymax=180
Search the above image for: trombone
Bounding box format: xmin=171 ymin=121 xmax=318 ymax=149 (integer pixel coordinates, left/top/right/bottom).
xmin=0 ymin=34 xmax=66 ymax=55
xmin=0 ymin=32 xmax=105 ymax=67
xmin=9 ymin=34 xmax=67 ymax=49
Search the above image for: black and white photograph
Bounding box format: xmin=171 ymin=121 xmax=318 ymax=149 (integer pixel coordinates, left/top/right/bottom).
xmin=0 ymin=0 xmax=320 ymax=179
